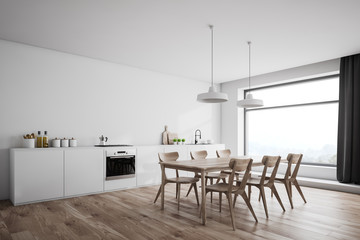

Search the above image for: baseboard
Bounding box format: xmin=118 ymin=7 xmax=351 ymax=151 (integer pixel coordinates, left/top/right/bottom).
xmin=296 ymin=176 xmax=360 ymax=194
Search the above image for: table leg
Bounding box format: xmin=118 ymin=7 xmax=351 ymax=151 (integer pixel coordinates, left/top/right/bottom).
xmin=201 ymin=169 xmax=206 ymax=225
xmin=161 ymin=164 xmax=165 ymax=210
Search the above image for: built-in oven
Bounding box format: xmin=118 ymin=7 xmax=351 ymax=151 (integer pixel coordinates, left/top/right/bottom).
xmin=105 ymin=148 xmax=136 ymax=181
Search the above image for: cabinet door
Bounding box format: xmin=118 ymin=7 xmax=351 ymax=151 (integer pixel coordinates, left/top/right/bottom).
xmin=64 ymin=149 xmax=104 ymax=196
xmin=136 ymin=146 xmax=164 ymax=186
xmin=12 ymin=150 xmax=64 ymax=205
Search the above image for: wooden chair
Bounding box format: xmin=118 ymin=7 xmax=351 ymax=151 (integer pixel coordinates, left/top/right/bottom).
xmin=185 ymin=150 xmax=208 ymax=196
xmin=266 ymin=153 xmax=306 ymax=209
xmin=216 ymin=149 xmax=231 ymax=158
xmin=186 ymin=150 xmax=228 ymax=204
xmin=205 ymin=158 xmax=257 ymax=230
xmin=234 ymin=155 xmax=285 ymax=218
xmin=154 ymin=152 xmax=199 ymax=209
xmin=191 ymin=150 xmax=208 ymax=160
xmin=216 ymin=149 xmax=241 ymax=180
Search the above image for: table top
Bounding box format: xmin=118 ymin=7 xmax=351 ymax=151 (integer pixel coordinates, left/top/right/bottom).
xmin=159 ymin=157 xmax=266 ymax=172
xmin=159 ymin=157 xmax=286 ymax=172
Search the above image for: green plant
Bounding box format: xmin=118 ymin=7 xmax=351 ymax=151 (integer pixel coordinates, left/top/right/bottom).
xmin=173 ymin=138 xmax=177 ymax=142
xmin=181 ymin=139 xmax=185 ymax=142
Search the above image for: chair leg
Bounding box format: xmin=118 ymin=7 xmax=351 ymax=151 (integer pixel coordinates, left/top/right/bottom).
xmin=176 ymin=183 xmax=179 ymax=199
xmin=240 ymin=192 xmax=258 ymax=222
xmin=193 ymin=183 xmax=200 ymax=206
xmin=227 ymin=193 xmax=236 ymax=230
xmin=271 ymin=189 xmax=274 ymax=198
xmin=233 ymin=193 xmax=238 ymax=208
xmin=284 ymin=181 xmax=294 ymax=209
xmin=233 ymin=181 xmax=240 ymax=208
xmin=186 ymin=183 xmax=193 ymax=197
xmin=219 ymin=192 xmax=222 ymax=212
xmin=289 ymin=182 xmax=292 ymax=198
xmin=259 ymin=186 xmax=269 ymax=218
xmin=177 ymin=183 xmax=181 ymax=210
xmin=294 ymin=180 xmax=307 ymax=203
xmin=154 ymin=186 xmax=161 ymax=203
xmin=271 ymin=186 xmax=285 ymax=212
xmin=248 ymin=185 xmax=252 ymax=199
xmin=258 ymin=191 xmax=261 ymax=202
xmin=210 ymin=178 xmax=213 ymax=203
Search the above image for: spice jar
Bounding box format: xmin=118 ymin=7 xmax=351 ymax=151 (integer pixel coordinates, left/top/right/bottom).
xmin=61 ymin=138 xmax=69 ymax=147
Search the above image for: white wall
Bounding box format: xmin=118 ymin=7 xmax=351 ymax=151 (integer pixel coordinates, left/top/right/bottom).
xmin=220 ymin=59 xmax=340 ymax=180
xmin=0 ymin=39 xmax=221 ymax=200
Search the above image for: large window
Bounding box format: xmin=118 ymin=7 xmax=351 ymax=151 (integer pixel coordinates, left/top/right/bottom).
xmin=244 ymin=75 xmax=339 ymax=166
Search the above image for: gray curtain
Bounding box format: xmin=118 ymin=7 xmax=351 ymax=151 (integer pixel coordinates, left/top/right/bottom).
xmin=337 ymin=54 xmax=360 ymax=184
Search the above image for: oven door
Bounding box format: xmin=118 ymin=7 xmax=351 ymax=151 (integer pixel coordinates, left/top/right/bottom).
xmin=106 ymin=155 xmax=135 ymax=180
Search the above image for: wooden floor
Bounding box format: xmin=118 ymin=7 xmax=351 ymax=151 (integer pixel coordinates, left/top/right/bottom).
xmin=1 ymin=184 xmax=360 ymax=240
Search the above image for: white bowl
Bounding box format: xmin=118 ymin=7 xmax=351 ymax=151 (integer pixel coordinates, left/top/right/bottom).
xmin=23 ymin=139 xmax=35 ymax=148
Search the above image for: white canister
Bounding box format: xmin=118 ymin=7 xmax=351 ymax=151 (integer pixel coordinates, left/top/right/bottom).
xmin=69 ymin=138 xmax=77 ymax=147
xmin=61 ymin=138 xmax=69 ymax=147
xmin=52 ymin=138 xmax=61 ymax=148
xmin=23 ymin=139 xmax=35 ymax=148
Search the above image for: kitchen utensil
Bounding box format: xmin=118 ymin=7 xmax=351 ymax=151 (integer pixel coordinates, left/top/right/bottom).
xmin=168 ymin=133 xmax=178 ymax=144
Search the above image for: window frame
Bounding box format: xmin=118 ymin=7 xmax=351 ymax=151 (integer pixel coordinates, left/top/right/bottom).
xmin=243 ymin=74 xmax=339 ymax=167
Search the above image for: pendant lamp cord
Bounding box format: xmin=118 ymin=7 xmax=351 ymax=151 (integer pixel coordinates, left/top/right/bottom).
xmin=210 ymin=25 xmax=214 ymax=87
xmin=248 ymin=41 xmax=251 ymax=93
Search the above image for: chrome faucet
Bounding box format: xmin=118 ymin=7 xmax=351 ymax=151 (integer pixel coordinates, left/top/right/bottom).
xmin=195 ymin=129 xmax=201 ymax=144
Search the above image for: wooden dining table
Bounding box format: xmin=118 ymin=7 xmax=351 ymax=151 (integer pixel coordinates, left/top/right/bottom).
xmin=159 ymin=157 xmax=268 ymax=225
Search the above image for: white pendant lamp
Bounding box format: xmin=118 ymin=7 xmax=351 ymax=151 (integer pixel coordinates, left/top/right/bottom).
xmin=197 ymin=25 xmax=228 ymax=103
xmin=237 ymin=41 xmax=263 ymax=108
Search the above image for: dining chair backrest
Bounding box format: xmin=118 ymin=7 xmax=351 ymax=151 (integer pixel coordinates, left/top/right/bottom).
xmin=190 ymin=150 xmax=207 ymax=160
xmin=228 ymin=158 xmax=252 ymax=192
xmin=260 ymin=155 xmax=281 ymax=185
xmin=158 ymin=152 xmax=179 ymax=178
xmin=285 ymin=153 xmax=303 ymax=180
xmin=158 ymin=152 xmax=179 ymax=162
xmin=216 ymin=149 xmax=231 ymax=158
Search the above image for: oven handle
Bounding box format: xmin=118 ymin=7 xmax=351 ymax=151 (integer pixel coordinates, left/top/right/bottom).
xmin=107 ymin=155 xmax=135 ymax=159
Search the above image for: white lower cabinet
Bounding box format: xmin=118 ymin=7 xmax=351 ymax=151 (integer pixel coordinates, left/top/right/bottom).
xmin=136 ymin=146 xmax=164 ymax=187
xmin=64 ymin=149 xmax=104 ymax=197
xmin=10 ymin=149 xmax=64 ymax=205
xmin=10 ymin=148 xmax=104 ymax=205
xmin=10 ymin=144 xmax=226 ymax=205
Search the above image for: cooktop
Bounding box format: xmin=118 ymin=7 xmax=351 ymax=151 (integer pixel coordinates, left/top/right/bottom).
xmin=94 ymin=144 xmax=133 ymax=147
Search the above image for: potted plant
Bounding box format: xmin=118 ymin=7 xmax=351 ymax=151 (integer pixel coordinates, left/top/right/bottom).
xmin=181 ymin=139 xmax=185 ymax=145
xmin=173 ymin=138 xmax=178 ymax=145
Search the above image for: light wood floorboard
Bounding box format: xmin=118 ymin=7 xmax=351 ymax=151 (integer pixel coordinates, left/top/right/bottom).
xmin=0 ymin=184 xmax=360 ymax=239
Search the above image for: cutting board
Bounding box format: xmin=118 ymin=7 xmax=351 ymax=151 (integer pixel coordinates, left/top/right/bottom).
xmin=168 ymin=133 xmax=178 ymax=144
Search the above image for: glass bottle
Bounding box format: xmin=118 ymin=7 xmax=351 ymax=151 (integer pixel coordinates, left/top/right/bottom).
xmin=36 ymin=131 xmax=43 ymax=148
xmin=43 ymin=131 xmax=49 ymax=148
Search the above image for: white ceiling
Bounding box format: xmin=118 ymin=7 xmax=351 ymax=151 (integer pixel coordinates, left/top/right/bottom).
xmin=1 ymin=0 xmax=360 ymax=83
